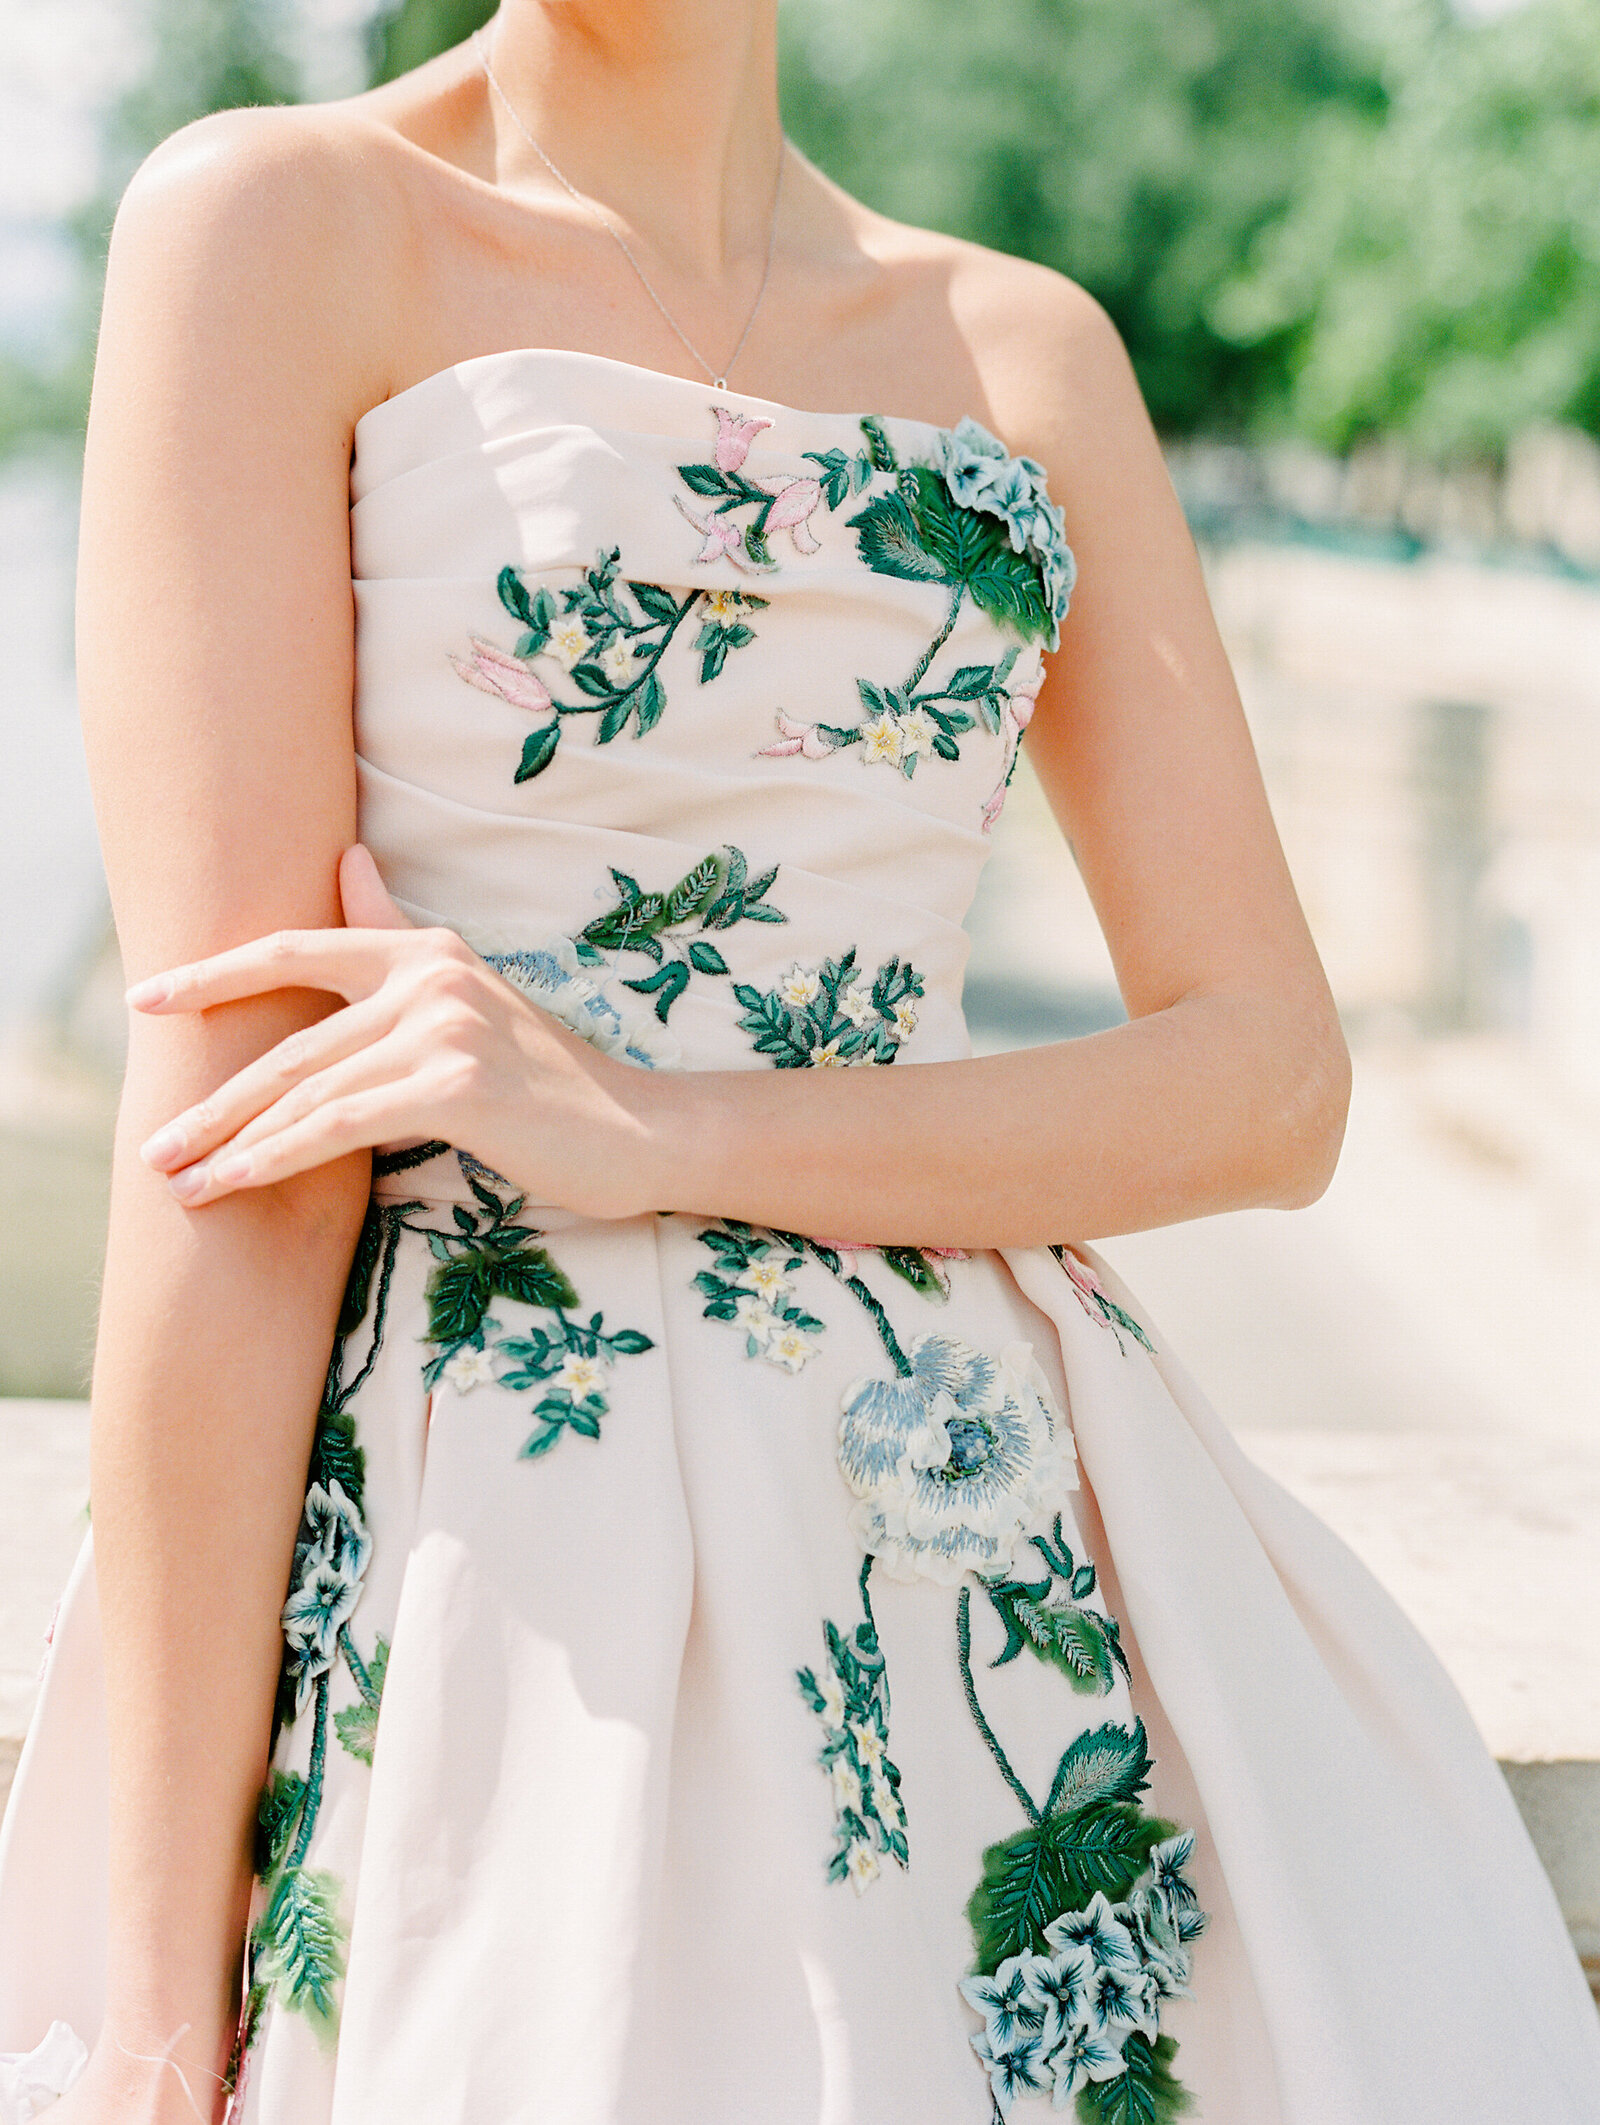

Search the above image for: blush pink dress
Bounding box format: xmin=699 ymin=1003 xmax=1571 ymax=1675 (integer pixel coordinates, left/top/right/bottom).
xmin=1 ymin=350 xmax=1595 ymax=2125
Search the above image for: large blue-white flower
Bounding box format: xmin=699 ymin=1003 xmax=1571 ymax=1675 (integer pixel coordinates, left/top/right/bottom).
xmin=299 ymin=1480 xmax=371 ymax=1584
xmin=970 ymin=2025 xmax=1050 ymax=2113
xmin=1083 ymin=1961 xmax=1160 ymax=2045
xmin=280 ymin=1558 xmax=363 ymax=1712
xmin=1045 ymin=1891 xmax=1142 ymax=1977
xmin=1047 ymin=2020 xmax=1125 ymax=2100
xmin=936 ymin=416 xmax=1077 ymax=644
xmin=488 ymin=938 xmax=679 ymax=1070
xmin=1024 ymin=1939 xmax=1097 ymax=2035
xmin=837 ymin=1334 xmax=1075 ymax=1583
xmin=959 ymin=1957 xmax=1054 ymax=2049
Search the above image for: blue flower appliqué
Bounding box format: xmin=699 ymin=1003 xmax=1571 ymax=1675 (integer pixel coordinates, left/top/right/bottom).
xmin=936 ymin=417 xmax=1077 ymax=644
xmin=836 ymin=1333 xmax=1075 ymax=1584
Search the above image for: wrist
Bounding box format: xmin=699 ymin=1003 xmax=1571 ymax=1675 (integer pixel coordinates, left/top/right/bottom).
xmin=621 ymin=1065 xmax=723 ymax=1218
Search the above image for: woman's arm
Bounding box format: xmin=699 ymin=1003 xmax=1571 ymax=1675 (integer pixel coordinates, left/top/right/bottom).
xmin=66 ymin=110 xmax=391 ymax=2113
xmin=128 ymin=279 xmax=1346 ymax=1256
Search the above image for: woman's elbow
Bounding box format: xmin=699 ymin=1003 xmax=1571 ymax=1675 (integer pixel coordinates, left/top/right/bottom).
xmin=1260 ymin=1000 xmax=1351 ymax=1210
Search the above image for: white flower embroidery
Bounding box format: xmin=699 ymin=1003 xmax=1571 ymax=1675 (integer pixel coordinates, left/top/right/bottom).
xmin=778 ymin=964 xmax=821 ymax=1009
xmin=837 ymin=1335 xmax=1075 ymax=1584
xmin=850 ymin=1717 xmax=886 ymax=1768
xmin=811 ymin=1037 xmax=849 ymax=1066
xmin=892 ymin=997 xmax=919 ymax=1041
xmin=555 ymin=1351 xmax=608 ymax=1397
xmin=442 ymin=1344 xmax=498 ymax=1393
xmin=817 ymin=1666 xmax=847 ymax=1730
xmin=737 ymin=1259 xmax=789 ymax=1301
xmin=860 ymin=710 xmax=903 ymax=765
xmin=598 ymin=638 xmax=635 ymax=685
xmin=829 ymin=1755 xmax=864 ymax=1815
xmin=896 ymin=708 xmax=937 ymax=763
xmin=839 ymin=980 xmax=877 ymax=1029
xmin=766 ymin=1324 xmax=818 ymax=1372
xmin=733 ymin=1294 xmax=777 ymax=1343
xmin=844 ymin=1839 xmax=881 ymax=1895
xmin=547 ymin=615 xmax=591 ymax=669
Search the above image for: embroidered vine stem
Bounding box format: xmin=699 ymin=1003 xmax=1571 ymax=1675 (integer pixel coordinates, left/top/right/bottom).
xmin=338 ymin=1625 xmax=379 ymax=1706
xmin=957 ymin=1585 xmax=1040 ymax=1827
xmin=338 ymin=1210 xmax=405 ymax=1408
xmin=804 ymin=1240 xmax=913 ymax=1376
xmin=902 ymin=582 xmax=965 ymax=693
xmin=571 ymin=589 xmax=702 ymax=719
xmin=858 ymin=1548 xmax=878 ymax=1632
xmin=287 ymin=1673 xmax=332 ymax=1871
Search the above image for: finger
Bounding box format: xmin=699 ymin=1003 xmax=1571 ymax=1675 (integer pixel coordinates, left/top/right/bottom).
xmin=168 ymin=1079 xmax=430 ymax=1204
xmin=138 ymin=990 xmax=400 ymax=1172
xmin=165 ymin=1024 xmax=424 ymax=1201
xmin=339 ymin=843 xmax=414 ymax=931
xmin=125 ymin=927 xmax=412 ymax=1015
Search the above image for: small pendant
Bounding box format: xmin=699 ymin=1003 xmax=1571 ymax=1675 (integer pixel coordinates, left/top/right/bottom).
xmin=712 ymin=376 xmax=729 ymax=392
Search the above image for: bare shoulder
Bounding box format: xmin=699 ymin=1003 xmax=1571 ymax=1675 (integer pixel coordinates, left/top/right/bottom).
xmin=837 ymin=193 xmax=1148 ymax=468
xmin=105 ymin=100 xmax=420 ymax=435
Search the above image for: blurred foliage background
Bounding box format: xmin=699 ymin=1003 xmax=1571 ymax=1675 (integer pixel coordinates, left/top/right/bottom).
xmin=4 ymin=0 xmax=1599 ymax=464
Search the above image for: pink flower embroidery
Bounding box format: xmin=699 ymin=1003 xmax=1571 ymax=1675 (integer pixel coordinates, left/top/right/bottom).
xmin=759 ymin=475 xmax=824 ymax=555
xmin=1059 ymin=1247 xmax=1108 ymax=1313
xmin=450 ymin=638 xmax=553 ymax=717
xmin=758 ymin=709 xmax=839 ymax=761
xmin=674 ymin=494 xmax=755 ymax=569
xmin=714 ymin=405 xmax=773 ymax=472
xmin=981 ymin=659 xmax=1047 ymax=833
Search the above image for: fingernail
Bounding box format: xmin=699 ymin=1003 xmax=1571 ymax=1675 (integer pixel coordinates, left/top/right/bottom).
xmin=140 ymin=1124 xmax=185 ymax=1168
xmin=209 ymin=1152 xmax=251 ymax=1187
xmin=168 ymin=1164 xmax=209 ymax=1202
xmin=125 ymin=974 xmax=173 ymax=1009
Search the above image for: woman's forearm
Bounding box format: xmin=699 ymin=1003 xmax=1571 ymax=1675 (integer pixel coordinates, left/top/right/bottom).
xmin=643 ymin=984 xmax=1350 ymax=1248
xmin=90 ymin=1062 xmax=368 ymax=2077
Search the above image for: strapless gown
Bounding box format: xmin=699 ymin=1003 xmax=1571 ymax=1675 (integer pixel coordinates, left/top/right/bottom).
xmin=1 ymin=350 xmax=1595 ymax=2125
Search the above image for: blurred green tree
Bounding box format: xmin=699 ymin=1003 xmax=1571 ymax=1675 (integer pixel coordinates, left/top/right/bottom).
xmin=1211 ymin=0 xmax=1600 ymax=456
xmin=6 ymin=0 xmax=1599 ymax=465
xmin=369 ymin=0 xmax=495 ymax=83
xmin=777 ymin=0 xmax=1388 ymax=436
xmin=0 ymin=0 xmax=300 ymax=452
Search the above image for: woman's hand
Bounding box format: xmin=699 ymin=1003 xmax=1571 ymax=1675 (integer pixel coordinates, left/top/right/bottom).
xmin=130 ymin=845 xmax=666 ymax=1219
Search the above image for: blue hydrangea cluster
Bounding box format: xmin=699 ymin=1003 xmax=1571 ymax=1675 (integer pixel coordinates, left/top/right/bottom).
xmin=958 ymin=1836 xmax=1208 ymax=2113
xmin=937 ymin=417 xmax=1077 ymax=645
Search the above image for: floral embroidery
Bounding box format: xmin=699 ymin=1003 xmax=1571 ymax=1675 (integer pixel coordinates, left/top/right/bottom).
xmin=958 ymin=1593 xmax=1207 ymax=2123
xmin=489 ymin=937 xmax=680 ymax=1069
xmin=733 ymin=948 xmax=923 ymax=1066
xmin=837 ymin=1335 xmax=1075 ymax=1585
xmin=452 ymin=546 xmax=764 ymax=783
xmin=1053 ymin=1247 xmax=1154 ymax=1355
xmin=247 ymin=1208 xmax=405 ymax=2043
xmin=982 ymin=1514 xmax=1130 ymax=1699
xmin=693 ymin=1223 xmax=825 ymax=1370
xmin=937 ymin=417 xmax=1076 ymax=635
xmin=692 ymin=1222 xmax=958 ymax=1373
xmin=419 ymin=1169 xmax=653 ymax=1458
xmin=797 ymin=1556 xmax=909 ymax=1892
xmin=567 ymin=844 xmax=788 ymax=1024
xmin=674 ymin=403 xmax=836 ymax=570
xmin=758 ymin=416 xmax=1073 ymax=784
xmin=981 ymin=651 xmax=1045 ymax=833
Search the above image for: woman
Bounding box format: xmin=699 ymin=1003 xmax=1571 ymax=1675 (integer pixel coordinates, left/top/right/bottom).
xmin=0 ymin=3 xmax=1595 ymax=2120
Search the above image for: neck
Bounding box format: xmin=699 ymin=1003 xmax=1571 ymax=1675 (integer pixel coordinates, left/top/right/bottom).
xmin=479 ymin=0 xmax=785 ymax=279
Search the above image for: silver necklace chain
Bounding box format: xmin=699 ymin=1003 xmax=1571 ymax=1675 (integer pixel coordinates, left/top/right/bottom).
xmin=473 ymin=27 xmax=784 ymax=393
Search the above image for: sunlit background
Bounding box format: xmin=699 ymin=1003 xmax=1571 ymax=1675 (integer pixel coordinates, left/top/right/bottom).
xmin=1 ymin=0 xmax=1597 ymax=1980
